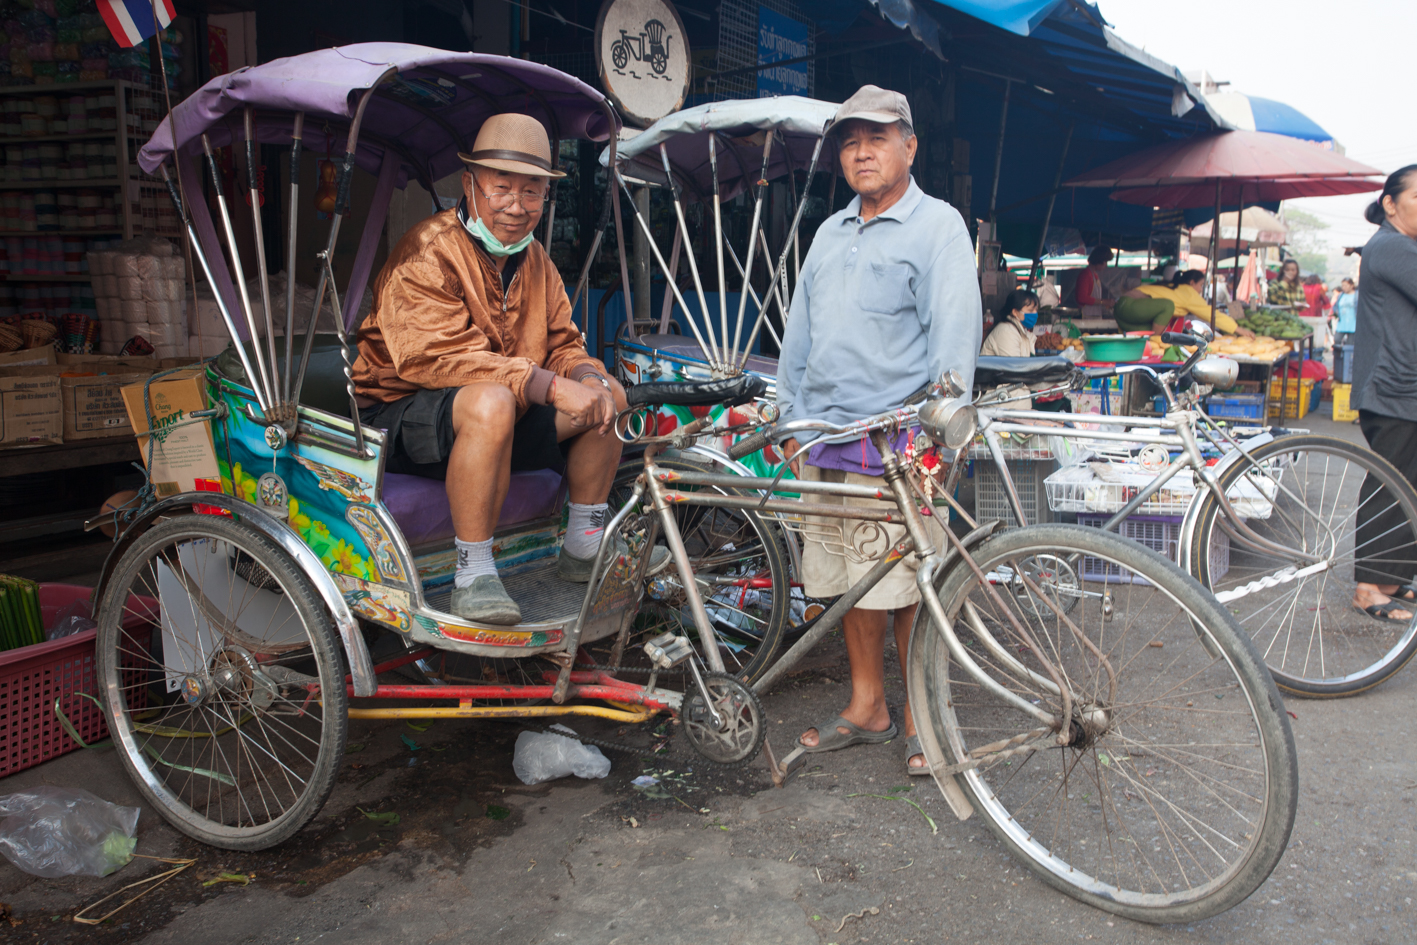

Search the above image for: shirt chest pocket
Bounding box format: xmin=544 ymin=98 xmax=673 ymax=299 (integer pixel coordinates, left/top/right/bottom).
xmin=857 ymin=262 xmax=914 ymax=315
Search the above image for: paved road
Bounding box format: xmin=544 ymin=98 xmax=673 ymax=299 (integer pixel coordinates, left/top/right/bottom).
xmin=5 ymin=407 xmax=1415 ymax=945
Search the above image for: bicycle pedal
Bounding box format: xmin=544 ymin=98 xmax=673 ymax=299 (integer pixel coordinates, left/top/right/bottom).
xmin=643 ymin=632 xmax=693 ymax=669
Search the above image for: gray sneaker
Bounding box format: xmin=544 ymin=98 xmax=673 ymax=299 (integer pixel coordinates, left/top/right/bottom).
xmin=558 ymin=538 xmax=671 ymax=583
xmin=449 ymin=574 xmax=522 ymax=625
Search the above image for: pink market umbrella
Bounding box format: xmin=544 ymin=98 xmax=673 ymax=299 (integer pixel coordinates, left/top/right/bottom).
xmin=1235 ymin=250 xmax=1261 ymax=305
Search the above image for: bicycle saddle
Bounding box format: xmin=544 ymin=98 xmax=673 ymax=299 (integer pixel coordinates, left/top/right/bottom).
xmin=626 ymin=374 xmax=769 ymax=408
xmin=973 ymin=356 xmax=1078 ymax=389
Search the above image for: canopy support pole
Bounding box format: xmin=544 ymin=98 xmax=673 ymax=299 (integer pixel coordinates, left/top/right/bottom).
xmin=1209 ymin=178 xmax=1221 ymax=330
xmin=656 ymin=145 xmax=723 ymax=371
xmin=709 ymin=135 xmax=730 ymax=371
xmin=731 ymin=132 xmax=774 ymax=366
xmin=1232 ymin=183 xmax=1245 ymax=312
xmin=988 ymin=79 xmax=1012 ymax=224
xmin=242 ymin=108 xmax=281 ymax=417
xmin=1027 ymin=120 xmax=1073 ymax=290
xmin=282 ymin=113 xmax=304 ymax=402
xmin=658 ymin=224 xmax=681 ymax=334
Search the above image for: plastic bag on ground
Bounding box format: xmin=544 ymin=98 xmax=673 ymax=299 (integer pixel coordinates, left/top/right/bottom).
xmin=512 ymin=727 xmax=611 ymax=785
xmin=0 ymin=787 xmax=139 ymax=877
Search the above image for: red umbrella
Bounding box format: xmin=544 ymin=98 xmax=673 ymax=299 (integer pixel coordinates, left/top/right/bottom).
xmin=1064 ymin=130 xmax=1383 ymax=207
xmin=1063 ymin=130 xmax=1383 ymax=326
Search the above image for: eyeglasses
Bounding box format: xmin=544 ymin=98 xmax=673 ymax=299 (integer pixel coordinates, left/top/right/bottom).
xmin=477 ymin=188 xmax=548 ymax=211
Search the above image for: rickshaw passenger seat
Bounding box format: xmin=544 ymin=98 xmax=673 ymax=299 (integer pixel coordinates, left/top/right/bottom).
xmin=383 ymin=469 xmax=566 ymax=546
xmin=215 ymin=335 xmax=356 ymax=418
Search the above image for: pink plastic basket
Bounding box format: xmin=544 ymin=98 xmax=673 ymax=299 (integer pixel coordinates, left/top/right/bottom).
xmin=0 ymin=583 xmax=156 ymax=777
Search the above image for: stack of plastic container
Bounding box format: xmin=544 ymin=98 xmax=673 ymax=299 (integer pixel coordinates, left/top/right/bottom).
xmin=88 ymin=238 xmax=184 ymax=356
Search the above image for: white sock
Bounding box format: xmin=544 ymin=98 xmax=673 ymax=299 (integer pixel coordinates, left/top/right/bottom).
xmin=563 ymin=502 xmax=608 ymax=558
xmin=454 ymin=537 xmax=496 ymax=588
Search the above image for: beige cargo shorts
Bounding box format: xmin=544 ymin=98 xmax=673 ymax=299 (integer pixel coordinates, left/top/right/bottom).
xmin=797 ymin=464 xmax=947 ymax=611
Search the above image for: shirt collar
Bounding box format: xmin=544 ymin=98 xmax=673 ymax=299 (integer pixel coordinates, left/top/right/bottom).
xmin=841 ymin=176 xmax=924 ymax=226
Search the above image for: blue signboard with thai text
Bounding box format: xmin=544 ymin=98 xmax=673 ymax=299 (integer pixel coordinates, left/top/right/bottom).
xmin=756 ymin=7 xmax=808 ymax=98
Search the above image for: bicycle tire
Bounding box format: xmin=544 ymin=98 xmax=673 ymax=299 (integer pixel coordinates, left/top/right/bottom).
xmin=610 ymin=457 xmax=789 ymax=685
xmin=1189 ymin=433 xmax=1417 ymax=697
xmin=96 ymin=514 xmax=348 ymax=851
xmin=909 ymin=523 xmax=1298 ymax=923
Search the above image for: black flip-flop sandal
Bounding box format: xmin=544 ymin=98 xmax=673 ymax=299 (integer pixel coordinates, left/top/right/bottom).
xmin=798 ymin=715 xmax=898 ymax=754
xmin=1392 ymin=585 xmax=1417 ymax=603
xmin=1357 ymin=602 xmax=1414 ymax=623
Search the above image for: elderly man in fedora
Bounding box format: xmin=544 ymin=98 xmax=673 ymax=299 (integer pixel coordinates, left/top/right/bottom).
xmin=777 ymin=86 xmax=981 ymax=774
xmin=353 ymin=113 xmax=662 ymax=625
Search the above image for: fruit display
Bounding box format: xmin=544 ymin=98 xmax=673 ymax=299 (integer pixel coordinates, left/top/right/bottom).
xmin=1036 ymin=330 xmax=1066 ymax=350
xmin=1237 ymin=308 xmax=1312 ymax=340
xmin=1207 ymin=334 xmax=1293 ymax=360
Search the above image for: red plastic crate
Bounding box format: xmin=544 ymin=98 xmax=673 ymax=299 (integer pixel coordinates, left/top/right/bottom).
xmin=0 ymin=584 xmax=157 ymax=777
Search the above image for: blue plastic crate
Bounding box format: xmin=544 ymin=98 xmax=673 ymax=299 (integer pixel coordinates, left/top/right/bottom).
xmin=1205 ymin=393 xmax=1265 ymax=420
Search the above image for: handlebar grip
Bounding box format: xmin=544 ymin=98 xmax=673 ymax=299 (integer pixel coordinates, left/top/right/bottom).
xmin=727 ymin=431 xmax=771 ymax=461
xmin=1160 ymin=332 xmax=1205 ymax=347
xmin=1082 ymin=367 xmax=1117 ymax=379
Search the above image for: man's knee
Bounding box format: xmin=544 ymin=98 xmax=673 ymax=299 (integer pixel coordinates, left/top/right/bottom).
xmin=452 ymin=384 xmax=516 ymax=437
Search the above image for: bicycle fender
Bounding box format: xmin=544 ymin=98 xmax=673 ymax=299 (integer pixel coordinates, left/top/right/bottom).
xmin=93 ymin=493 xmax=377 ymax=698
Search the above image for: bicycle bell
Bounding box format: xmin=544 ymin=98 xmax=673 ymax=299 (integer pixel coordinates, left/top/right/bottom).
xmin=1192 ymin=356 xmax=1239 ymax=389
xmin=918 ymin=395 xmax=977 ymax=451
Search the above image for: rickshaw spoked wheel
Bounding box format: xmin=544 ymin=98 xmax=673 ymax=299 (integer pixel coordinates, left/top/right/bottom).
xmin=95 ymin=513 xmax=348 ymax=851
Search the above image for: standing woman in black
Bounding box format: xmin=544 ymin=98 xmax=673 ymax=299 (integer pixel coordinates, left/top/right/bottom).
xmin=1352 ymin=165 xmax=1417 ymax=622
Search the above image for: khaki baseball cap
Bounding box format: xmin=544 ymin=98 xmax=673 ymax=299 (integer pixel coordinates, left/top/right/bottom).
xmin=832 ymin=85 xmax=912 ymax=131
xmin=458 ymin=113 xmax=566 ymax=179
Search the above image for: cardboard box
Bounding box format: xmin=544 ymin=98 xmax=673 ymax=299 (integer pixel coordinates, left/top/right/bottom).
xmin=61 ymin=368 xmax=153 ymax=440
xmin=0 ymin=343 xmax=56 ymax=369
xmin=0 ymin=365 xmax=62 ymax=447
xmin=121 ymin=368 xmax=220 ymax=496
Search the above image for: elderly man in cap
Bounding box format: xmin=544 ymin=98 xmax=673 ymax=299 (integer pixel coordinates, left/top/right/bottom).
xmin=354 ymin=113 xmax=661 ymax=625
xmin=777 ymin=86 xmax=981 ymax=773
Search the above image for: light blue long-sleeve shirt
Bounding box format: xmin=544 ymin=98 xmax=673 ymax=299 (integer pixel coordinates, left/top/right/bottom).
xmin=776 ymin=177 xmax=981 ymax=433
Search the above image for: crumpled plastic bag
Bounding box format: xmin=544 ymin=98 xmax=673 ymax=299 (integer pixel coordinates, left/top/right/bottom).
xmin=511 ymin=727 xmax=611 ymax=785
xmin=0 ymin=787 xmax=139 ymax=877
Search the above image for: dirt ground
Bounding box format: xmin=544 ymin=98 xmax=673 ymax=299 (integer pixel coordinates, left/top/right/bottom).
xmin=4 ymin=405 xmax=1416 ymax=945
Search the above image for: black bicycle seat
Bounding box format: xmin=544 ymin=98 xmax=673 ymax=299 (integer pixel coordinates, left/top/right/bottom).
xmin=625 ymin=375 xmax=769 ymax=408
xmin=974 ymin=356 xmax=1078 ymax=389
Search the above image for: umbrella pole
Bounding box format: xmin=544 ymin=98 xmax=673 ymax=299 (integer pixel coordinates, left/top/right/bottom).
xmin=1233 ymin=183 xmax=1244 ymax=310
xmin=1028 ymin=121 xmax=1073 ymax=290
xmin=1209 ymin=179 xmax=1221 ymax=330
xmin=988 ymin=80 xmax=1011 ymax=225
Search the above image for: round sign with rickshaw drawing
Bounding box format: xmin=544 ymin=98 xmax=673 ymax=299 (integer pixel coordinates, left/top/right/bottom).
xmin=595 ymin=0 xmax=690 ymax=127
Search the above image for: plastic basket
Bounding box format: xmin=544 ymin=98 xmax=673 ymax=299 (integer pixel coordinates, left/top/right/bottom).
xmin=974 ymin=456 xmax=1057 ymax=527
xmin=1268 ymin=377 xmax=1314 ymax=420
xmin=1332 ymin=383 xmax=1358 ymax=423
xmin=1078 ymin=514 xmax=1229 ymax=585
xmin=0 ymin=584 xmax=156 ymax=777
xmin=1205 ymin=393 xmax=1266 ymax=420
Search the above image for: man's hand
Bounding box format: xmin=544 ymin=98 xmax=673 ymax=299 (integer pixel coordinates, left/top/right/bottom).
xmin=781 ymin=437 xmax=804 ymax=478
xmin=553 ymin=376 xmax=617 ymax=435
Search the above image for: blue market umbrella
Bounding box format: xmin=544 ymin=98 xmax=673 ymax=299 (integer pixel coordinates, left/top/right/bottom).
xmin=1206 ymin=91 xmax=1335 ymax=147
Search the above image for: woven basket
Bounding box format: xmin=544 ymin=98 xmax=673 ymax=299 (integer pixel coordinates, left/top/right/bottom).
xmin=0 ymin=323 xmax=20 ymax=353
xmin=20 ymin=318 xmax=56 ymax=349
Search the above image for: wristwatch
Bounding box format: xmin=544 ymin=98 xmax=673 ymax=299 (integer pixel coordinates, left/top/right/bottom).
xmin=583 ymin=374 xmax=611 ymax=391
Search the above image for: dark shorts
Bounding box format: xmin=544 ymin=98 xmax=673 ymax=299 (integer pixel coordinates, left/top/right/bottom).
xmin=358 ymin=387 xmax=568 ymax=480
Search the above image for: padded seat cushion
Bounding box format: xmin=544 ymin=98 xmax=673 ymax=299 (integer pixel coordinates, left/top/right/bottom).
xmin=383 ymin=468 xmax=564 ymax=546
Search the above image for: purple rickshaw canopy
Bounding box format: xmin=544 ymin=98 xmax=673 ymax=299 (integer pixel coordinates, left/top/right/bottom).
xmin=138 ymin=43 xmax=618 ymax=188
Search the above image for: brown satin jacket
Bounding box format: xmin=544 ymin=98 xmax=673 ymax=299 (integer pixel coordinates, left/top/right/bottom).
xmin=352 ymin=207 xmax=604 ymax=408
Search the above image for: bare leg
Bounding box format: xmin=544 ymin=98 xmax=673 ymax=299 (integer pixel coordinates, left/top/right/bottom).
xmin=446 ymin=383 xmax=516 ymax=543
xmin=555 ymin=378 xmax=628 ymax=503
xmin=799 ymin=606 xmax=894 ymax=745
xmin=891 ymin=604 xmax=924 ymax=768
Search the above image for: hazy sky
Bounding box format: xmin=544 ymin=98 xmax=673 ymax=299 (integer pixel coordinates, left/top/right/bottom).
xmin=1098 ymin=0 xmax=1415 ymax=250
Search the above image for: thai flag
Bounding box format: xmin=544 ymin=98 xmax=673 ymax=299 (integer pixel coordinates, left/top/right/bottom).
xmin=98 ymin=0 xmax=176 ymax=49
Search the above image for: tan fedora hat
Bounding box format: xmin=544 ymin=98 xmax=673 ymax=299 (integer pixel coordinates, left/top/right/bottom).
xmin=458 ymin=113 xmax=565 ymax=178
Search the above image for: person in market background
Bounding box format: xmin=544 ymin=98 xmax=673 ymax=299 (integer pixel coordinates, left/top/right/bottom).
xmin=1112 ymin=269 xmax=1257 ymax=338
xmin=775 ymin=85 xmax=981 ymax=774
xmin=1333 ymin=277 xmax=1358 ymax=345
xmin=1350 ymin=164 xmax=1417 ymax=623
xmin=1073 ymin=245 xmax=1115 ymax=310
xmin=1302 ymin=273 xmax=1332 ymax=322
xmin=979 ymin=289 xmax=1069 ymax=411
xmin=1268 ymin=258 xmax=1307 ymax=308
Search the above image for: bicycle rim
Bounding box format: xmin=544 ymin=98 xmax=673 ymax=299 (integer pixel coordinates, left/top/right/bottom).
xmin=1192 ymin=434 xmax=1417 ymax=696
xmin=912 ymin=524 xmax=1296 ymax=922
xmin=96 ymin=515 xmax=347 ymax=849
